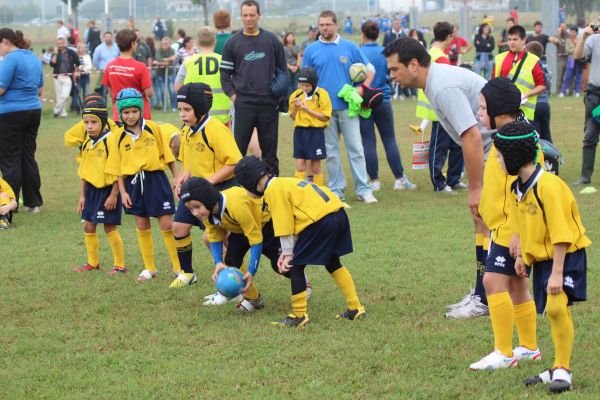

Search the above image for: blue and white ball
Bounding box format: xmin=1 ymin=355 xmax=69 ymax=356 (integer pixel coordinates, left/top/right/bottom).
xmin=349 ymin=63 xmax=367 ymax=83
xmin=215 ymin=267 xmax=245 ymax=298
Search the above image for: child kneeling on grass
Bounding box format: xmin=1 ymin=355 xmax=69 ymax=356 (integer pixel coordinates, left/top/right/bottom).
xmin=71 ymin=96 xmax=125 ymax=273
xmin=494 ymin=120 xmax=591 ymax=394
xmin=235 ymin=155 xmax=365 ymax=327
xmin=0 ymin=176 xmax=17 ymax=229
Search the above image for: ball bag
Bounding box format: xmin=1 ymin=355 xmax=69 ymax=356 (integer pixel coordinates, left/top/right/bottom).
xmin=215 ymin=267 xmax=245 ymax=298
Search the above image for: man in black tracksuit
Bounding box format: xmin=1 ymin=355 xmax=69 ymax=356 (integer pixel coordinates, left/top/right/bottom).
xmin=220 ymin=0 xmax=287 ymax=175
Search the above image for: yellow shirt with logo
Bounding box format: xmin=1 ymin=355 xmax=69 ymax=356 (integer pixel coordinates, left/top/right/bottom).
xmin=288 ymin=87 xmax=332 ymax=128
xmin=0 ymin=178 xmax=15 ymax=201
xmin=105 ymin=119 xmax=175 ymax=177
xmin=509 ymin=169 xmax=591 ymax=266
xmin=64 ymin=119 xmax=120 ymax=164
xmin=264 ymin=177 xmax=343 ymax=237
xmin=205 ymin=186 xmax=271 ymax=245
xmin=78 ymin=130 xmax=118 ymax=189
xmin=179 ymin=116 xmax=241 ymax=180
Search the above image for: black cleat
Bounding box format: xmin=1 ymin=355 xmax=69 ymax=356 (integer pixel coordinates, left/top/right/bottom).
xmin=272 ymin=313 xmax=309 ymax=328
xmin=336 ymin=306 xmax=366 ymax=320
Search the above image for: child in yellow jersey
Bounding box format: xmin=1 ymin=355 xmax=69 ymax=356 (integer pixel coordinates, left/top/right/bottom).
xmin=68 ymin=96 xmax=126 ymax=274
xmin=495 ymin=121 xmax=591 ymax=394
xmin=105 ymin=88 xmax=181 ymax=282
xmin=0 ymin=176 xmax=17 ymax=229
xmin=169 ymin=83 xmax=242 ymax=289
xmin=470 ymin=78 xmax=541 ymax=370
xmin=235 ymin=156 xmax=365 ymax=327
xmin=288 ymin=67 xmax=331 ymax=185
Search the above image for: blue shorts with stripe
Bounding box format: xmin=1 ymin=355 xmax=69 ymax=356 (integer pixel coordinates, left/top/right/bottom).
xmin=293 ymin=209 xmax=353 ymax=266
xmin=81 ymin=184 xmax=122 ymax=225
xmin=293 ymin=127 xmax=326 ymax=160
xmin=124 ymin=170 xmax=175 ymax=218
xmin=173 ymin=177 xmax=238 ymax=228
xmin=532 ymin=248 xmax=587 ymax=314
xmin=485 ymin=241 xmax=523 ymax=276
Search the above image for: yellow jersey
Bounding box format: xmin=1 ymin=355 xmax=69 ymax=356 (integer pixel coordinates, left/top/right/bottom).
xmin=509 ymin=166 xmax=591 ymax=266
xmin=288 ymin=87 xmax=332 ymax=128
xmin=263 ymin=177 xmax=343 ymax=237
xmin=78 ymin=130 xmax=118 ymax=189
xmin=64 ymin=119 xmax=120 ymax=164
xmin=105 ymin=119 xmax=175 ymax=177
xmin=179 ymin=116 xmax=241 ymax=180
xmin=0 ymin=177 xmax=15 ymax=201
xmin=205 ymin=186 xmax=271 ymax=244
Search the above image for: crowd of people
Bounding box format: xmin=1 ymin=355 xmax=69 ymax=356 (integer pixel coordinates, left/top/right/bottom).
xmin=0 ymin=1 xmax=599 ymax=393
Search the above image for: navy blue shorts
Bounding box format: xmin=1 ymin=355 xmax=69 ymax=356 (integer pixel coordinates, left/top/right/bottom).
xmin=81 ymin=184 xmax=122 ymax=225
xmin=124 ymin=170 xmax=175 ymax=218
xmin=225 ymin=220 xmax=281 ymax=275
xmin=532 ymin=248 xmax=588 ymax=314
xmin=293 ymin=209 xmax=353 ymax=266
xmin=293 ymin=127 xmax=327 ymax=160
xmin=485 ymin=241 xmax=520 ymax=276
xmin=173 ymin=177 xmax=238 ymax=228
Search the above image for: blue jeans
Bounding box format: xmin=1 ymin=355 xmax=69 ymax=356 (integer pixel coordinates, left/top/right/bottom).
xmin=153 ymin=70 xmax=177 ymax=110
xmin=429 ymin=121 xmax=464 ymax=191
xmin=359 ymin=101 xmax=405 ymax=180
xmin=561 ymin=59 xmax=584 ymax=94
xmin=325 ymin=110 xmax=372 ymax=198
xmin=533 ymin=100 xmax=552 ymax=143
xmin=473 ymin=52 xmax=494 ymax=80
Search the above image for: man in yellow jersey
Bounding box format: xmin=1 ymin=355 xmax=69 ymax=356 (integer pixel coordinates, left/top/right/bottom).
xmin=174 ymin=26 xmax=231 ymax=126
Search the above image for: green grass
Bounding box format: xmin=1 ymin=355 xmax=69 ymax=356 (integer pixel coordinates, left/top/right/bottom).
xmin=0 ymin=96 xmax=598 ymax=399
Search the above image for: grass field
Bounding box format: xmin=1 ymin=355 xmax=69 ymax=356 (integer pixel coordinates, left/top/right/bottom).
xmin=0 ymin=94 xmax=598 ymax=399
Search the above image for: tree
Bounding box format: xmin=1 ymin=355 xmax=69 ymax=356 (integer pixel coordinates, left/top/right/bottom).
xmin=190 ymin=0 xmax=218 ymax=26
xmin=563 ymin=0 xmax=597 ymax=24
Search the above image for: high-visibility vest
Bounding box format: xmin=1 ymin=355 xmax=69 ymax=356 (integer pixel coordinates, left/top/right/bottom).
xmin=415 ymin=47 xmax=446 ymax=121
xmin=183 ymin=53 xmax=231 ymax=124
xmin=494 ymin=51 xmax=539 ymax=120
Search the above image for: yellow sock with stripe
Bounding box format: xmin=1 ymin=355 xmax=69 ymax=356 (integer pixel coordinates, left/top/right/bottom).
xmin=331 ymin=267 xmax=361 ymax=310
xmin=475 ymin=232 xmax=484 ymax=247
xmin=105 ymin=230 xmax=125 ymax=268
xmin=291 ymin=290 xmax=308 ymax=317
xmin=313 ymin=173 xmax=324 ymax=186
xmin=483 ymin=235 xmax=490 ymax=252
xmin=513 ymin=300 xmax=538 ymax=351
xmin=239 ymin=264 xmax=259 ymax=301
xmin=136 ymin=228 xmax=156 ymax=272
xmin=487 ymin=292 xmax=514 ymax=357
xmin=175 ymin=234 xmax=193 ymax=273
xmin=546 ymin=292 xmax=574 ymax=370
xmin=84 ymin=232 xmax=99 ymax=266
xmin=160 ymin=229 xmax=181 ymax=274
xmin=294 ymin=170 xmax=306 ymax=180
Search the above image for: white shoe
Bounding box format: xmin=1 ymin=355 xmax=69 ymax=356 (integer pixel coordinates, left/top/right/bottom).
xmin=575 ymin=92 xmax=580 ymax=98
xmin=202 ymin=292 xmax=243 ymax=306
xmin=236 ymin=294 xmax=265 ymax=312
xmin=558 ymin=92 xmax=564 ymax=98
xmin=137 ymin=269 xmax=157 ymax=282
xmin=370 ymin=180 xmax=381 ymax=191
xmin=469 ymin=350 xmax=518 ymax=371
xmin=359 ymin=192 xmax=378 ymax=204
xmin=512 ymin=346 xmax=542 ymax=362
xmin=445 ymin=295 xmax=489 ymax=319
xmin=452 ymin=182 xmax=468 ymax=190
xmin=446 ymin=289 xmax=475 ymax=311
xmin=439 ymin=185 xmax=457 ymax=195
xmin=394 ymin=176 xmax=416 ymax=190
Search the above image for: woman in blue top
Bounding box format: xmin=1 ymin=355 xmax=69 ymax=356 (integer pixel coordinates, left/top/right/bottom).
xmin=358 ymin=21 xmax=416 ymax=192
xmin=0 ymin=28 xmax=44 ymax=212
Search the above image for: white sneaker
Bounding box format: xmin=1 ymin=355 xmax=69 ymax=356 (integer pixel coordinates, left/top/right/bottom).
xmin=202 ymin=292 xmax=243 ymax=306
xmin=446 ymin=289 xmax=475 ymax=311
xmin=558 ymin=92 xmax=564 ymax=98
xmin=236 ymin=294 xmax=265 ymax=312
xmin=575 ymin=92 xmax=580 ymax=98
xmin=445 ymin=295 xmax=489 ymax=319
xmin=452 ymin=182 xmax=468 ymax=190
xmin=394 ymin=176 xmax=416 ymax=190
xmin=512 ymin=346 xmax=542 ymax=362
xmin=137 ymin=269 xmax=157 ymax=282
xmin=439 ymin=185 xmax=457 ymax=195
xmin=469 ymin=350 xmax=518 ymax=371
xmin=359 ymin=192 xmax=378 ymax=204
xmin=370 ymin=180 xmax=381 ymax=191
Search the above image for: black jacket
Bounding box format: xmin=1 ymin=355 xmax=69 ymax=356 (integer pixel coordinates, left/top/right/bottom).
xmin=49 ymin=48 xmax=80 ymax=76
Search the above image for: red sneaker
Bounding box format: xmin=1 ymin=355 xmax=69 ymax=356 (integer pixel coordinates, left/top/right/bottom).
xmin=74 ymin=263 xmax=100 ymax=272
xmin=108 ymin=266 xmax=128 ymax=275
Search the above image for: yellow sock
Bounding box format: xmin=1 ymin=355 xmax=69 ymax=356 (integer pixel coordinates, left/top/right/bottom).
xmin=514 ymin=300 xmax=537 ymax=351
xmin=160 ymin=229 xmax=181 ymax=274
xmin=291 ymin=290 xmax=308 ymax=317
xmin=294 ymin=170 xmax=306 ymax=180
xmin=331 ymin=267 xmax=361 ymax=310
xmin=313 ymin=173 xmax=324 ymax=186
xmin=239 ymin=264 xmax=259 ymax=301
xmin=488 ymin=292 xmax=514 ymax=357
xmin=84 ymin=232 xmax=99 ymax=266
xmin=105 ymin=230 xmax=125 ymax=268
xmin=475 ymin=232 xmax=484 ymax=247
xmin=546 ymin=292 xmax=574 ymax=370
xmin=483 ymin=235 xmax=490 ymax=252
xmin=136 ymin=228 xmax=156 ymax=272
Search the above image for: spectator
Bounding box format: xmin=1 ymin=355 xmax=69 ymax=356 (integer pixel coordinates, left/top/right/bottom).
xmin=152 ymin=16 xmax=166 ymax=41
xmin=559 ymin=27 xmax=584 ymax=97
xmin=302 ymin=10 xmax=377 ymax=203
xmin=283 ymin=32 xmax=300 ymax=96
xmin=0 ymin=28 xmax=44 ymax=213
xmin=67 ymin=21 xmax=79 ymax=46
xmin=549 ymin=23 xmax=570 ymax=93
xmin=85 ymin=20 xmax=102 ymax=57
xmin=444 ymin=25 xmax=472 ymax=66
xmin=382 ymin=18 xmax=405 ymax=48
xmin=153 ymin=37 xmax=177 ymax=111
xmin=510 ymin=6 xmax=519 ymax=25
xmin=497 ymin=17 xmax=515 ymax=53
xmin=92 ymin=32 xmax=120 ymax=96
xmin=126 ymin=17 xmax=135 ymax=30
xmin=481 ymin=14 xmax=494 ymax=29
xmin=526 ymin=21 xmax=549 ymax=62
xmin=344 ymin=16 xmax=353 ymax=36
xmin=50 ymin=37 xmax=80 ymax=118
xmin=573 ymin=24 xmax=600 ymax=185
xmin=213 ymin=9 xmax=232 ymax=55
xmin=359 ymin=21 xmax=415 ymax=192
xmin=57 ymin=20 xmax=70 ymax=39
xmin=102 ymin=29 xmax=153 ymax=121
xmin=175 ymin=36 xmax=198 ymax=67
xmin=301 ymin=25 xmax=318 ymax=51
xmin=220 ymin=0 xmax=287 ymax=175
xmin=133 ymin=29 xmax=152 ymax=67
xmin=526 ymin=41 xmax=553 ymax=142
xmin=71 ymin=42 xmax=92 ymax=113
xmin=473 ymin=23 xmax=495 ymax=80
xmin=171 ymin=29 xmax=186 ymax=52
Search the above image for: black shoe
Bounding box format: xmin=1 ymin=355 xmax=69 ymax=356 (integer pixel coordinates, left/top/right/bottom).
xmin=573 ymin=178 xmax=591 ymax=185
xmin=272 ymin=313 xmax=309 ymax=328
xmin=336 ymin=306 xmax=366 ymax=320
xmin=524 ymin=369 xmax=551 ymax=386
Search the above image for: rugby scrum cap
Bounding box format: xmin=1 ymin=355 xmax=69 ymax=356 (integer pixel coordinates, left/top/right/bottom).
xmin=179 ymin=176 xmax=220 ymax=211
xmin=116 ymin=88 xmax=144 ymax=116
xmin=177 ymin=83 xmax=213 ymax=119
xmin=298 ymin=67 xmax=318 ymax=88
xmin=234 ymin=156 xmax=269 ymax=196
xmin=82 ymin=93 xmax=108 ymax=129
xmin=493 ymin=120 xmax=538 ymax=176
xmin=481 ymin=77 xmax=522 ymax=129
